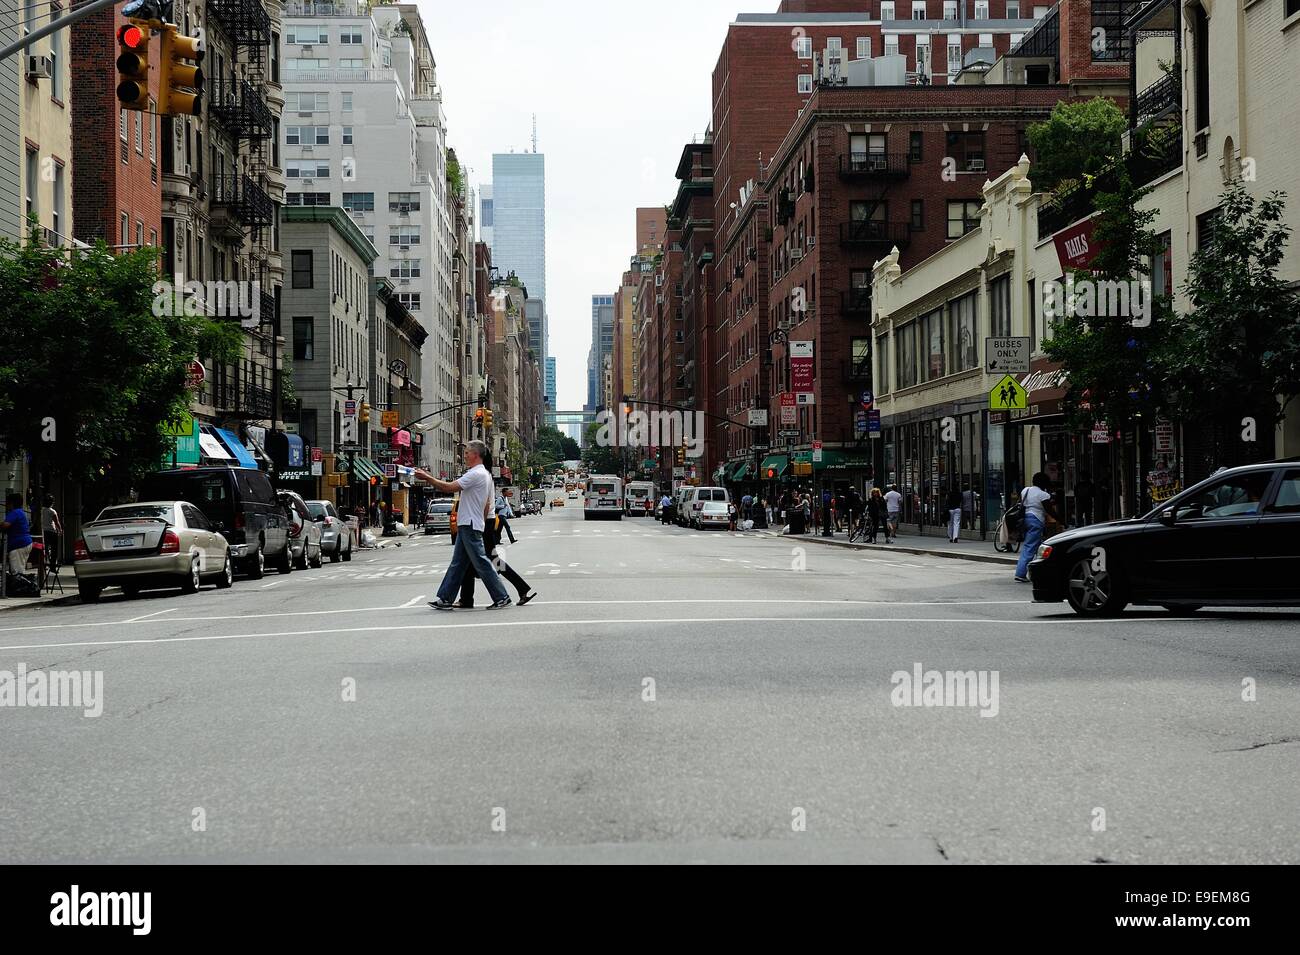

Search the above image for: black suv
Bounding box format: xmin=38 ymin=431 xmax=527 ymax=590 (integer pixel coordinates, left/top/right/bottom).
xmin=140 ymin=468 xmax=293 ymax=578
xmin=1030 ymin=460 xmax=1300 ymax=616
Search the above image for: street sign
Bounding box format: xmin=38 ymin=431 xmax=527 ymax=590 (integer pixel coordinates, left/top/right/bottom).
xmin=779 ymin=429 xmax=800 ymax=438
xmin=747 ymin=408 xmax=768 ymax=427
xmin=789 ymin=341 xmax=814 ymax=358
xmin=780 ymin=392 xmax=797 ymax=425
xmin=752 ymin=443 xmax=770 ymax=452
xmin=384 ymin=464 xmax=397 ymax=478
xmin=162 ymin=411 xmax=193 ymax=437
xmin=812 ymin=439 xmax=823 ymax=464
xmin=1091 ymin=422 xmax=1111 ymax=444
xmin=796 ymin=393 xmax=815 ymax=406
xmin=381 ymin=410 xmax=399 ymax=429
xmin=377 ymin=449 xmax=401 ymax=459
xmin=988 ymin=374 xmax=1027 ymax=410
xmin=985 ymin=337 xmax=1030 ymax=375
xmin=860 ymin=390 xmax=874 ymax=409
xmin=1154 ymin=418 xmax=1174 ymax=453
xmin=855 ymin=411 xmax=868 ymax=436
xmin=311 ymin=447 xmax=323 ymax=463
xmin=338 ymin=442 xmax=363 ymax=453
xmin=344 ymin=399 xmax=357 ymax=416
xmin=868 ymin=409 xmax=881 ymax=434
xmin=185 ymin=360 xmax=206 ymax=390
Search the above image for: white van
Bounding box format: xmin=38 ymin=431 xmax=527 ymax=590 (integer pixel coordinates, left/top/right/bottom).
xmin=624 ymin=480 xmax=655 ymax=515
xmin=685 ymin=486 xmax=730 ymax=529
xmin=583 ymin=474 xmax=623 ymax=521
xmin=674 ymin=486 xmax=697 ymax=526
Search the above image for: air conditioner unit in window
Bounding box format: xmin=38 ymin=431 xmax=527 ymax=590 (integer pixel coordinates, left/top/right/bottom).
xmin=399 ymin=245 xmax=409 ymax=251
xmin=297 ymin=111 xmax=313 ymax=118
xmin=807 ymin=235 xmax=816 ymax=247
xmin=789 ymin=247 xmax=803 ymax=262
xmin=26 ymin=55 xmax=53 ymax=80
xmin=967 ymin=158 xmax=986 ymax=171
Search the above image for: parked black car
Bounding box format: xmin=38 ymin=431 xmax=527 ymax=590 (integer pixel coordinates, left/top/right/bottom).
xmin=1030 ymin=460 xmax=1300 ymax=616
xmin=140 ymin=468 xmax=292 ymax=579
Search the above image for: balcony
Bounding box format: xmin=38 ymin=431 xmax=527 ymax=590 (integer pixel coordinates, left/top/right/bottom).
xmin=207 ymin=0 xmax=271 ymax=48
xmin=839 ymin=153 xmax=910 ymax=180
xmin=1134 ymin=71 xmax=1179 ymax=127
xmin=839 ymin=220 xmax=911 ymax=250
xmin=213 ymin=379 xmax=274 ymax=421
xmin=840 ymin=288 xmax=872 ymax=318
xmin=210 ymin=175 xmax=275 ymax=237
xmin=209 ymin=78 xmax=274 ymax=142
xmin=1128 ymin=122 xmax=1183 ymax=188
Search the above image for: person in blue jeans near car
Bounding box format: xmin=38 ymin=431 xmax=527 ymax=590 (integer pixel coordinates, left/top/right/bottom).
xmin=1015 ymin=472 xmax=1060 ymax=583
xmin=418 ymin=441 xmax=512 ymax=610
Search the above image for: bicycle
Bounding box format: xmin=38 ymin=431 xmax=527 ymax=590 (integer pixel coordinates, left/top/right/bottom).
xmin=992 ymin=507 xmax=1023 ymax=553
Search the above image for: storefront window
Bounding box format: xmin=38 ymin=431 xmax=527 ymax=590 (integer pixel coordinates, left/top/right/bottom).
xmin=949 ymin=291 xmax=978 ymax=371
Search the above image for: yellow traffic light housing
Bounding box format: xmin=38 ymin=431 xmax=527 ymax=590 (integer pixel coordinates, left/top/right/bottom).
xmin=159 ymin=25 xmax=204 ymax=117
xmin=359 ymin=401 xmax=371 ymax=425
xmin=115 ymin=21 xmax=151 ymax=111
xmin=483 ymin=410 xmax=494 ymax=429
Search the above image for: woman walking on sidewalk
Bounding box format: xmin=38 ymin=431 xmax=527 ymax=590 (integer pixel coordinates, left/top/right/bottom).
xmin=1015 ymin=472 xmax=1059 ymax=583
xmin=946 ymin=486 xmax=964 ymax=543
xmin=866 ymin=487 xmax=888 ymax=544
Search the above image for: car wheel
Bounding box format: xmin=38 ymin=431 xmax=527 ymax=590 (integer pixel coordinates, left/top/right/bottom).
xmin=329 ymin=540 xmax=342 ymax=563
xmin=310 ymin=546 xmax=323 ymax=569
xmin=246 ymin=547 xmax=265 ymax=580
xmin=294 ymin=544 xmax=308 ymax=570
xmin=181 ymin=556 xmax=201 ymax=594
xmin=341 ymin=542 xmax=352 ymax=562
xmin=121 ymin=584 xmax=140 ymax=599
xmin=1066 ymin=557 xmax=1127 ymax=616
xmin=216 ymin=553 xmax=234 ymax=589
xmin=1162 ymin=605 xmax=1203 ymax=615
xmin=276 ymin=544 xmax=293 ymax=575
xmin=78 ymin=583 xmax=102 ymax=603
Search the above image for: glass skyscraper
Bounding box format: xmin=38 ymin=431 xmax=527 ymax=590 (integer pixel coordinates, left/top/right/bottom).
xmin=489 ymin=153 xmax=546 ymax=305
xmin=588 ymin=294 xmax=615 ymax=411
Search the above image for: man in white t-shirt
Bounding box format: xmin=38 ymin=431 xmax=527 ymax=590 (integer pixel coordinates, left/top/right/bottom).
xmin=883 ymin=486 xmax=903 ymax=543
xmin=417 ymin=441 xmax=511 ymax=609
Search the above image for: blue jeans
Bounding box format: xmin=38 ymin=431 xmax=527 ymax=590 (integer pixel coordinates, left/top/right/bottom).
xmin=1016 ymin=515 xmax=1044 ymax=579
xmin=438 ymin=529 xmax=509 ymax=604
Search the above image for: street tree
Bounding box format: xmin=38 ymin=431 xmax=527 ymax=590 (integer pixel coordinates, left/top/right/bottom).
xmin=1027 ymin=97 xmax=1129 ymax=194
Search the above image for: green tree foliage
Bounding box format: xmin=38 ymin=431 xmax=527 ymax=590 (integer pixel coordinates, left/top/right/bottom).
xmin=581 ymin=421 xmax=622 ymax=475
xmin=1027 ymin=97 xmax=1128 ymax=194
xmin=0 ymin=234 xmax=240 ymax=499
xmin=534 ymin=424 xmax=580 ymax=465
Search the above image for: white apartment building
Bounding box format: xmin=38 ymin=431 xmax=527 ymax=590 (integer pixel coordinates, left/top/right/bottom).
xmin=282 ymin=0 xmax=456 ymax=479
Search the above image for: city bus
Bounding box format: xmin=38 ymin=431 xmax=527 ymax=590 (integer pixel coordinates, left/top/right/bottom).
xmin=583 ymin=475 xmax=623 ymax=521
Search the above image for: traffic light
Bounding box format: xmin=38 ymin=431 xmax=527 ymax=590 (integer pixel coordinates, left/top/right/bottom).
xmin=766 ymin=467 xmax=777 ymax=480
xmin=676 ymin=447 xmax=685 ymax=465
xmin=474 ymin=408 xmax=484 ymax=424
xmin=115 ymin=21 xmax=151 ymax=112
xmin=483 ymin=410 xmax=494 ymax=429
xmin=359 ymin=401 xmax=371 ymax=425
xmin=159 ymin=24 xmax=205 ymax=117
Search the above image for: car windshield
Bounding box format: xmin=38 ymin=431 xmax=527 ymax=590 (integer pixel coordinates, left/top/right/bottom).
xmin=97 ymin=505 xmax=173 ymax=523
xmin=431 ymin=504 xmax=453 ymax=513
xmin=703 ymin=502 xmax=728 ymax=512
xmin=591 ymin=483 xmax=615 ymax=495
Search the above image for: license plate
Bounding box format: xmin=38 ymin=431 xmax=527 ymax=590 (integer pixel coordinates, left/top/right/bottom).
xmin=112 ymin=536 xmax=136 ymax=549
xmin=601 ymin=500 xmax=613 ymax=506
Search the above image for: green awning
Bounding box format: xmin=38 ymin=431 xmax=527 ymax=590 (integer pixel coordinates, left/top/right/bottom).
xmin=790 ymin=449 xmax=874 ymax=471
xmin=759 ymin=454 xmax=790 ymax=478
xmin=351 ymin=456 xmax=385 ymax=480
xmin=731 ymin=462 xmax=751 ymax=481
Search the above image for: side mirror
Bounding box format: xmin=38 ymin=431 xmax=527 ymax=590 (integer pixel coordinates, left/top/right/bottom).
xmin=1158 ymin=509 xmax=1177 ymax=527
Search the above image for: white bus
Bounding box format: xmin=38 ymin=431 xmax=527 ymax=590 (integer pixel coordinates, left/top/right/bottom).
xmin=624 ymin=480 xmax=655 ymax=515
xmin=583 ymin=474 xmax=623 ymax=521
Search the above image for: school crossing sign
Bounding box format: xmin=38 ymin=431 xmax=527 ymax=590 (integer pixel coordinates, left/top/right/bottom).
xmin=989 ymin=374 xmax=1027 ymax=410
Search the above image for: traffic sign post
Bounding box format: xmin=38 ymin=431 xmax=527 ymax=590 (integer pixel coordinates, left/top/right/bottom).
xmin=985 ymin=337 xmax=1031 ymax=375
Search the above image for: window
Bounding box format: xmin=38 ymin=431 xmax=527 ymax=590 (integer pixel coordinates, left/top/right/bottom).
xmin=340 ymin=29 xmax=363 ymax=44
xmin=1288 ymin=0 xmax=1300 ymax=18
xmin=49 ymin=5 xmax=62 ymax=100
xmin=795 ymin=35 xmax=812 ymax=58
xmin=389 ymin=191 xmax=422 ymax=212
xmin=286 ymin=192 xmax=331 ymax=206
xmin=25 ymin=147 xmax=37 ymax=219
xmin=286 ymin=161 xmax=330 ymax=179
xmin=910 ymin=198 xmax=924 ymax=231
xmin=946 ymin=129 xmax=986 ymax=170
xmin=398 ymin=293 xmax=421 ymax=311
xmin=1033 ymin=5 xmax=1049 ymax=17
xmin=1091 ymin=1 xmax=1134 ymax=62
xmin=286 ymin=91 xmax=327 ymax=111
xmin=881 ymin=2 xmax=896 ymax=19
xmin=285 ymin=58 xmax=328 ymax=75
xmin=390 ymin=225 xmax=421 ymax=246
xmin=51 ymin=163 xmax=64 ymax=239
xmin=1190 ymin=3 xmax=1209 ymax=130
xmin=912 ymin=1 xmax=927 ymax=19
xmin=1175 ymin=473 xmax=1273 ymax=520
xmin=337 ymin=58 xmax=363 ymax=69
xmin=856 ymin=36 xmax=871 ymax=58
xmin=979 ymin=32 xmax=993 ymax=47
xmin=826 ymin=37 xmax=843 ymax=61
xmin=120 ymin=212 xmax=128 ymax=247
xmin=292 ymin=250 xmax=313 ymax=288
xmin=342 ymin=126 xmax=353 ymax=145
xmin=1196 ymin=208 xmax=1219 ymax=253
xmin=947 ymin=199 xmax=981 ymax=239
xmin=885 ymin=33 xmax=900 ymax=57
xmin=342 ymin=191 xmax=374 ymax=211
xmin=342 ymin=91 xmax=353 ymax=112
xmin=943 ymin=1 xmax=958 ymax=19
xmin=877 ymin=333 xmax=891 ymax=392
xmin=896 ymin=321 xmax=917 ymax=389
xmin=797 ymin=74 xmax=813 ymax=94
xmin=285 ymin=126 xmax=329 ymax=145
xmin=947 ymin=35 xmax=962 ymax=75
xmin=287 ymin=25 xmax=327 ymax=44
xmin=949 ymin=292 xmax=978 ymax=372
xmin=975 ymin=1 xmax=989 ymax=18
xmin=909 ymin=130 xmax=924 ymax=161
xmin=921 ymin=307 xmax=946 ymax=381
xmin=390 ymin=259 xmax=422 ymax=279
xmin=851 ymin=337 xmax=871 ymax=379
xmin=135 ymin=111 xmax=143 ymax=153
xmin=136 ymin=221 xmax=143 ymax=247
xmin=1007 ymin=1 xmax=1020 ymax=16
xmin=293 ymin=317 xmax=314 ymax=360
xmin=1266 ymin=471 xmax=1300 ymax=514
xmin=989 ymin=274 xmax=1012 ymax=337
xmin=120 ymin=108 xmax=127 ymax=143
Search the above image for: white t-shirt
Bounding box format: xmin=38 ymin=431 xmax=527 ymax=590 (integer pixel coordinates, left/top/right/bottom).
xmin=456 ymin=464 xmax=493 ymax=532
xmin=1021 ymin=486 xmax=1053 ymax=522
xmin=884 ymin=490 xmax=903 ymax=513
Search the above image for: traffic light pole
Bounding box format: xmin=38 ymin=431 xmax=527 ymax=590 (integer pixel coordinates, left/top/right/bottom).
xmin=0 ymin=0 xmax=119 ymax=63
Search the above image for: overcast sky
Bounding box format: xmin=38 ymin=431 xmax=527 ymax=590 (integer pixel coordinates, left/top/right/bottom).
xmin=423 ymin=0 xmax=746 ymax=411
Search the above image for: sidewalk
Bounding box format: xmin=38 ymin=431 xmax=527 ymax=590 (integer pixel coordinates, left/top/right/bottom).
xmin=757 ymin=525 xmax=1018 ymax=565
xmin=1 ymin=584 xmax=78 ymax=611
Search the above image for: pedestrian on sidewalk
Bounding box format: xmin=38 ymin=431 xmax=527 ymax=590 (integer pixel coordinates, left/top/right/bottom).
xmin=866 ymin=488 xmax=888 ymax=544
xmin=418 ymin=441 xmax=512 ymax=611
xmin=659 ymin=492 xmax=672 ymax=524
xmin=820 ymin=488 xmax=833 ymax=537
xmin=2 ymin=493 xmax=34 ymax=577
xmin=1015 ymin=472 xmax=1060 ymax=583
xmin=456 ymin=503 xmax=537 ymax=608
xmin=946 ymin=486 xmax=964 ymax=543
xmin=883 ymin=485 xmax=902 ymax=543
xmin=40 ymin=494 xmax=63 ymax=572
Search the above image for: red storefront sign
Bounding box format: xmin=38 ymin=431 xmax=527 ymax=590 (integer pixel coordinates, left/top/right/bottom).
xmin=1052 ymin=218 xmax=1103 ymax=272
xmin=792 ymin=357 xmax=814 ymax=392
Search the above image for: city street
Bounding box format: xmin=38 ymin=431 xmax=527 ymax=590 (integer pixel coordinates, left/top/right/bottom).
xmin=2 ymin=504 xmax=1296 ymax=864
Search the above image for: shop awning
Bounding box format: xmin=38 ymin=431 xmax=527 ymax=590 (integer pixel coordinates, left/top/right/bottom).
xmin=350 ymin=456 xmax=385 ymax=481
xmin=790 ymin=449 xmax=874 ymax=471
xmin=211 ymin=427 xmax=259 ymax=469
xmin=759 ymin=454 xmax=790 ymax=478
xmin=731 ymin=462 xmax=752 ymax=481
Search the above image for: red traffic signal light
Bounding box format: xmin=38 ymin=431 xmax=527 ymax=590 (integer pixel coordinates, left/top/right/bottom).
xmin=766 ymin=467 xmax=776 ymax=479
xmin=116 ymin=22 xmax=151 ymax=111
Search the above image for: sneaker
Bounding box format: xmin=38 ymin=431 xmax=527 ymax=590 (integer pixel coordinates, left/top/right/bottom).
xmin=429 ymin=598 xmax=456 ymax=611
xmin=489 ymin=597 xmax=513 ymax=609
xmin=517 ymin=591 xmax=537 ymax=607
xmin=1014 ymin=576 xmax=1029 ymax=583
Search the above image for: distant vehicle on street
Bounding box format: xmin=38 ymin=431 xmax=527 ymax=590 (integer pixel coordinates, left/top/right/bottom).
xmin=584 ymin=475 xmax=623 ymax=521
xmin=1030 ymin=460 xmax=1300 ymax=616
xmin=697 ymin=500 xmax=731 ymax=529
xmin=624 ymin=480 xmax=655 ymax=515
xmin=73 ymin=501 xmax=234 ymax=602
xmin=423 ymin=499 xmax=454 ymax=535
xmin=567 ymin=490 xmax=579 ymax=500
xmin=305 ymin=499 xmax=353 ymax=562
xmin=277 ymin=490 xmax=323 ymax=569
xmin=685 ymin=487 xmax=729 ymax=529
xmin=141 ymin=467 xmax=291 ymax=579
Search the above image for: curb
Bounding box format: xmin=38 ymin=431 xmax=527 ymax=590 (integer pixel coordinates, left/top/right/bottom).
xmin=777 ymin=532 xmax=1019 ymax=566
xmin=0 ymin=592 xmax=81 ymax=612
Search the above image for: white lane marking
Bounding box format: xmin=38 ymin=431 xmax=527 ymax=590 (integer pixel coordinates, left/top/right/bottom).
xmin=399 ymin=594 xmax=427 ymax=609
xmin=0 ymin=614 xmax=1220 ymax=653
xmin=262 ymin=581 xmax=281 ymax=589
xmin=123 ymin=608 xmax=179 ymax=624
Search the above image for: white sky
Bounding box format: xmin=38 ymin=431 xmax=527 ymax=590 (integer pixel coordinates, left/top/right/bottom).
xmin=421 ymin=0 xmax=744 ymax=411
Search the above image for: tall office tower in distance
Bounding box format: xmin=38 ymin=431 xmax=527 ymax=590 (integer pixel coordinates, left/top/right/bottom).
xmin=479 ymin=184 xmax=493 ymax=247
xmin=588 ymin=294 xmax=615 ymax=411
xmin=545 ymin=357 xmax=557 ymax=409
xmin=490 ymin=152 xmax=546 ymax=304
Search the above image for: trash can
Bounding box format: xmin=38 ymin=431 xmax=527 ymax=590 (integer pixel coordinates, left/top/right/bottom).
xmin=787 ymin=509 xmax=806 ymax=535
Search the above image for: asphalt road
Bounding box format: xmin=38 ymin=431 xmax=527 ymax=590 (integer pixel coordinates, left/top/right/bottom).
xmin=1 ymin=504 xmax=1297 ymax=864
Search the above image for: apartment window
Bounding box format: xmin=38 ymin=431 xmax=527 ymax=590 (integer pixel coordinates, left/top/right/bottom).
xmin=1007 ymin=1 xmax=1020 ymax=16
xmin=342 ymin=191 xmax=374 ymax=212
xmin=909 ymin=130 xmax=924 ymax=161
xmin=51 ymin=163 xmax=64 ymax=239
xmin=949 ymin=292 xmax=978 ymax=372
xmin=390 ymin=259 xmax=422 ymax=279
xmin=150 ymin=229 xmax=157 ymax=248
xmin=340 ymin=29 xmax=363 ymax=44
xmin=389 ymin=192 xmax=421 ymax=212
xmin=286 ymin=192 xmax=331 ymax=206
xmin=119 ymin=108 xmax=127 ymax=143
xmin=287 ymin=91 xmax=327 ymax=111
xmin=947 ymin=35 xmax=962 ymax=75
xmin=1288 ymin=0 xmax=1300 ymax=18
xmin=975 ymin=1 xmax=989 ymax=18
xmin=916 ymin=38 xmax=930 ymax=74
xmin=342 ymin=126 xmax=353 ymax=145
xmin=291 ymin=250 xmax=313 ymax=288
xmin=24 ymin=147 xmax=37 ymax=219
xmin=398 ymin=293 xmax=421 ymax=311
xmin=884 ymin=33 xmax=900 ymax=57
xmin=337 ymin=58 xmax=363 ymax=69
xmin=120 ymin=212 xmax=128 ymax=247
xmin=135 ymin=111 xmax=143 ymax=153
xmin=856 ymin=36 xmax=871 ymax=58
xmin=286 ymin=25 xmax=327 ymax=44
xmin=342 ymin=92 xmax=353 ymax=111
xmin=896 ymin=321 xmax=918 ymax=389
xmin=1190 ymin=3 xmax=1209 ymax=131
xmin=292 ymin=318 xmax=314 ymax=361
xmin=947 ymin=199 xmax=981 ymax=238
xmin=285 ymin=126 xmax=329 ymax=145
xmin=390 ymin=225 xmax=421 ymax=246
xmin=1033 ymin=5 xmax=1049 ymax=17
xmin=920 ymin=307 xmax=946 ymax=381
xmin=910 ymin=198 xmax=924 ymax=231
xmin=1196 ymin=208 xmax=1219 ymax=253
xmin=270 ymin=31 xmax=279 ymax=83
xmin=49 ymin=5 xmax=62 ymax=100
xmin=979 ymin=33 xmax=993 ymax=47
xmin=946 ymin=129 xmax=986 ymax=170
xmin=943 ymin=1 xmax=958 ymax=19
xmin=286 ymin=58 xmax=328 ymax=74
xmin=797 ymin=74 xmax=813 ymax=94
xmin=912 ymin=1 xmax=927 ymax=19
xmin=1091 ymin=1 xmax=1133 ymax=62
xmin=988 ymin=274 xmax=1012 ymax=338
xmin=1010 ymin=32 xmax=1025 ymax=49
xmin=826 ymin=37 xmax=843 ymax=61
xmin=1151 ymin=231 xmax=1173 ymax=300
xmin=881 ymin=1 xmax=896 ymax=18
xmin=286 ymin=161 xmax=329 ymax=179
